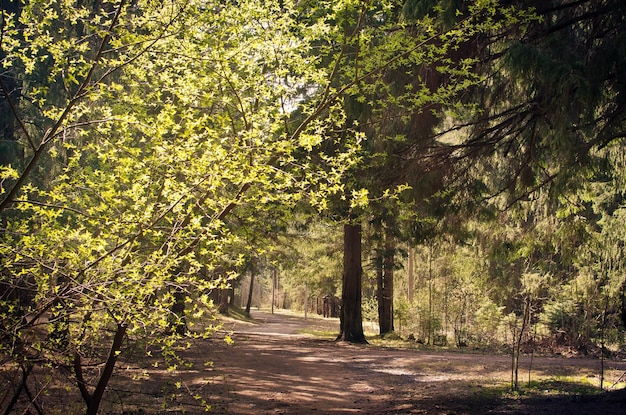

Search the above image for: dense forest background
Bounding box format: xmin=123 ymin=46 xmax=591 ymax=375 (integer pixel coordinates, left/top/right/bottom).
xmin=2 ymin=0 xmax=626 ymax=413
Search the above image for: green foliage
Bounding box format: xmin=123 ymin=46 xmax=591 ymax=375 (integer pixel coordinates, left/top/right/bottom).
xmin=279 ymin=221 xmax=342 ymax=308
xmin=0 ymin=0 xmax=368 ymax=410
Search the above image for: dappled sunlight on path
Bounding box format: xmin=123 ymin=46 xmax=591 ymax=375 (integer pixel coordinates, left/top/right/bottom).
xmin=198 ymin=310 xmax=626 ymax=415
xmin=211 ymin=310 xmax=391 ymax=414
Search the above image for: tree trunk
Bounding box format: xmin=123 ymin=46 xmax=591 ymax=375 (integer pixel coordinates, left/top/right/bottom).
xmin=218 ymin=288 xmax=229 ymax=314
xmin=304 ymin=284 xmax=308 ymax=320
xmin=512 ymin=297 xmax=530 ymax=390
xmin=336 ymin=223 xmax=367 ymax=343
xmin=2 ymin=362 xmax=35 ymax=415
xmin=427 ymin=240 xmax=434 ymax=345
xmin=245 ymin=264 xmax=255 ymax=315
xmin=377 ymin=230 xmax=395 ymax=335
xmin=271 ymin=267 xmax=276 ymax=314
xmin=408 ymin=245 xmax=414 ymax=304
xmin=75 ymin=323 xmax=127 ymax=415
xmin=171 ymin=288 xmax=187 ymax=335
xmin=380 ymin=233 xmax=394 ymax=334
xmin=376 ymin=250 xmax=384 ymax=334
xmin=620 ymin=281 xmax=626 ymax=342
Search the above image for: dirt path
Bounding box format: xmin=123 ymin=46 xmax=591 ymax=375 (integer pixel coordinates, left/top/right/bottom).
xmin=5 ymin=310 xmax=625 ymax=414
xmin=199 ymin=310 xmax=626 ymax=415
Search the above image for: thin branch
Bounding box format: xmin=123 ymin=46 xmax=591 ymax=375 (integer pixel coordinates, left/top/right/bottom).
xmin=176 ymin=181 xmax=253 ymax=258
xmin=0 ymin=77 xmax=36 ymax=151
xmin=11 ymin=199 xmax=96 ymax=220
xmin=0 ymin=0 xmax=128 ymax=212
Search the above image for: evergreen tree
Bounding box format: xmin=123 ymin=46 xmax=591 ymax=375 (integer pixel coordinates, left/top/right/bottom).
xmin=456 ymin=0 xmax=626 ymax=206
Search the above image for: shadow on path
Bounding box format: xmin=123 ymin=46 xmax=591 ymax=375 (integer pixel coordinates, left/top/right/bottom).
xmin=202 ymin=310 xmax=626 ymax=415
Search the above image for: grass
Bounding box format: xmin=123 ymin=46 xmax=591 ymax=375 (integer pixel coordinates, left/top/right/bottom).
xmin=299 ymin=328 xmax=338 ymax=339
xmin=301 ymin=323 xmax=625 ymax=399
xmin=461 ymin=376 xmax=605 ymax=409
xmin=518 ymin=376 xmax=601 ymax=396
xmin=220 ymin=304 xmax=256 ymax=323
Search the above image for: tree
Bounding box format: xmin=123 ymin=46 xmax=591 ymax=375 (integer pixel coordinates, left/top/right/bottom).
xmin=337 ymin=223 xmax=367 ymax=343
xmin=329 ymin=0 xmax=541 ymax=340
xmin=390 ymin=0 xmax=626 ymax=357
xmin=0 ymin=0 xmax=22 ymax=168
xmin=298 ymin=0 xmax=535 ymax=342
xmin=372 ymin=217 xmax=396 ymax=335
xmin=452 ymin=0 xmax=626 ymax=207
xmin=0 ymin=0 xmax=556 ymax=410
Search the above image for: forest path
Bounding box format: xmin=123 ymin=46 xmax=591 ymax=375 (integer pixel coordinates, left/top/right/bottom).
xmin=201 ymin=310 xmax=626 ymax=415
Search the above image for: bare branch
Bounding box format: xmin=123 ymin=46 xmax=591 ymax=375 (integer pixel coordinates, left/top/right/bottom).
xmin=0 ymin=77 xmax=36 ymax=151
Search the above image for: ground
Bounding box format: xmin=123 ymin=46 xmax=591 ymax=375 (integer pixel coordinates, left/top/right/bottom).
xmin=5 ymin=310 xmax=625 ymax=414
xmin=103 ymin=309 xmax=626 ymax=415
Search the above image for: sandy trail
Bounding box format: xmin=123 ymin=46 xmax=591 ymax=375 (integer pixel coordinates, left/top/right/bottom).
xmin=200 ymin=310 xmax=626 ymax=415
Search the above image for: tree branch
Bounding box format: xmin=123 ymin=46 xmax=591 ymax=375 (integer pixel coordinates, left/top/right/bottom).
xmin=86 ymin=323 xmax=127 ymax=415
xmin=0 ymin=0 xmax=127 ymax=212
xmin=0 ymin=77 xmax=35 ymax=151
xmin=73 ymin=352 xmax=91 ymax=406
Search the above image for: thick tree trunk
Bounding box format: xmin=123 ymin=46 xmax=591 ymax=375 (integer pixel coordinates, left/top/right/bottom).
xmin=212 ymin=267 xmax=230 ymax=314
xmin=336 ymin=224 xmax=367 ymax=343
xmin=218 ymin=289 xmax=229 ymax=314
xmin=381 ymin=235 xmax=395 ymax=334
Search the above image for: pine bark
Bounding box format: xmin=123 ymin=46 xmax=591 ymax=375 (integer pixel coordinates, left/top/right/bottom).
xmin=380 ymin=234 xmax=395 ymax=334
xmin=336 ymin=224 xmax=367 ymax=343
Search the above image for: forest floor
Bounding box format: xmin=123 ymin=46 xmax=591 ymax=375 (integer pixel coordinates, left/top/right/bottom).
xmin=96 ymin=308 xmax=626 ymax=415
xmin=12 ymin=309 xmax=624 ymax=414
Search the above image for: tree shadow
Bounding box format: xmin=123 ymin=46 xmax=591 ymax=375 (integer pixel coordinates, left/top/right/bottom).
xmin=9 ymin=328 xmax=624 ymax=415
